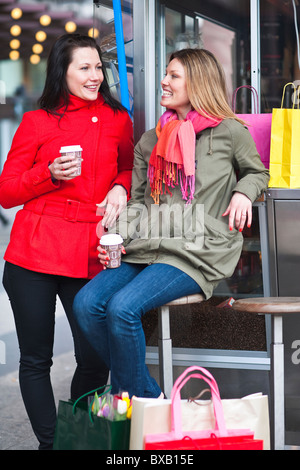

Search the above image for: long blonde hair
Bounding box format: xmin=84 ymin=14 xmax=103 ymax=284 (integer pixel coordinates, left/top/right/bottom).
xmin=169 ymin=48 xmax=244 ymax=125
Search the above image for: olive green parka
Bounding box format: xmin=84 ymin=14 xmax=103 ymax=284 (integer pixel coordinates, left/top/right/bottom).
xmin=115 ymin=119 xmax=270 ymax=299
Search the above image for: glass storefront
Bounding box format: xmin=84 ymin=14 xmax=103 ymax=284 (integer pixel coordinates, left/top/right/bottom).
xmin=154 ymin=1 xmax=251 ymax=120
xmin=162 ymin=2 xmax=248 ymax=112
xmin=156 ymin=0 xmax=300 ymax=117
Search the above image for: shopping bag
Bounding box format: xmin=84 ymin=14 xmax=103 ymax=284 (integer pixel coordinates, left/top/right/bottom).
xmin=144 ymin=366 xmax=264 ymax=450
xmin=53 ymin=386 xmax=131 ymax=450
xmin=232 ymin=85 xmax=272 ymax=168
xmin=269 ymin=82 xmax=300 ymax=188
xmin=130 ymin=366 xmax=269 ymax=450
xmin=145 ymin=434 xmax=263 ymax=450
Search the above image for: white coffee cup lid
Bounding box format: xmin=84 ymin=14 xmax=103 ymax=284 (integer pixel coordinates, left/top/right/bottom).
xmin=100 ymin=234 xmax=123 ymax=245
xmin=60 ymin=145 xmax=82 ymax=153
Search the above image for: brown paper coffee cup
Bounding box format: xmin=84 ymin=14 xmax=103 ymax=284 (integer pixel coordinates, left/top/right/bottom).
xmin=60 ymin=145 xmax=82 ymax=176
xmin=100 ymin=233 xmax=123 ymax=268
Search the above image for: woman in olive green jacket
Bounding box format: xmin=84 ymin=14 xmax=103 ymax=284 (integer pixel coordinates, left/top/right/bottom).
xmin=73 ymin=49 xmax=270 ymax=398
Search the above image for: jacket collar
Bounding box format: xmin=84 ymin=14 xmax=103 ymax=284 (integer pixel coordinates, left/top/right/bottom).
xmin=58 ymin=93 xmax=105 ymax=112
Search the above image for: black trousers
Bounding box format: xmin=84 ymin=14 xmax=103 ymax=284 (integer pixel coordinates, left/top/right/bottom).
xmin=3 ymin=262 xmax=109 ymax=450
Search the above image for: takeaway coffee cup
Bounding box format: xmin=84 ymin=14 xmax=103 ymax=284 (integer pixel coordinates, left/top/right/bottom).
xmin=60 ymin=145 xmax=83 ymax=176
xmin=100 ymin=233 xmax=123 ymax=268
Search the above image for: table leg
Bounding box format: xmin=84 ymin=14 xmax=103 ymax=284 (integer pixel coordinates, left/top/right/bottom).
xmin=271 ymin=314 xmax=285 ymax=450
xmin=158 ymin=305 xmax=173 ymax=398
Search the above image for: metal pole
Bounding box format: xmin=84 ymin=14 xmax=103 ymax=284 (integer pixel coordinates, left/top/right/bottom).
xmin=158 ymin=305 xmax=173 ymax=398
xmin=271 ymin=314 xmax=285 ymax=450
xmin=112 ymin=0 xmax=130 ymax=111
xmin=250 ymin=0 xmax=261 ymax=112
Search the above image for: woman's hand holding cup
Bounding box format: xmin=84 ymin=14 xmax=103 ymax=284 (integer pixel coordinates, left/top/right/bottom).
xmin=49 ymin=145 xmax=82 ymax=181
xmin=98 ymin=234 xmax=125 ymax=269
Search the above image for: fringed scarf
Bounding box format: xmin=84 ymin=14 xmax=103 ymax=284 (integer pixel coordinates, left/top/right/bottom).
xmin=148 ymin=110 xmax=222 ymax=204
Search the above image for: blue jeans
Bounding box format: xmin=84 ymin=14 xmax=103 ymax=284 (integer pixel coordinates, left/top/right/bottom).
xmin=73 ymin=262 xmax=202 ymax=398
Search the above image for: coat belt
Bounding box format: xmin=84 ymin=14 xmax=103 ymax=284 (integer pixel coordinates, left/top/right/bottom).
xmin=24 ymin=198 xmax=102 ymax=223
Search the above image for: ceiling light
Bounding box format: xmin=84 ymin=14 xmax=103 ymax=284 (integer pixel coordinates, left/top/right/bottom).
xmin=35 ymin=31 xmax=47 ymax=42
xmin=9 ymin=50 xmax=20 ymax=61
xmin=40 ymin=15 xmax=51 ymax=27
xmin=32 ymin=43 xmax=43 ymax=54
xmin=10 ymin=25 xmax=22 ymax=37
xmin=30 ymin=54 xmax=41 ymax=65
xmin=10 ymin=39 xmax=21 ymax=50
xmin=11 ymin=8 xmax=22 ymax=20
xmin=65 ymin=21 xmax=77 ymax=33
xmin=32 ymin=44 xmax=44 ymax=54
xmin=88 ymin=28 xmax=99 ymax=38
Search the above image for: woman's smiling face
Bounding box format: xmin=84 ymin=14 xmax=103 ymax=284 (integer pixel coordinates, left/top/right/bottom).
xmin=160 ymin=58 xmax=192 ymax=120
xmin=66 ymin=47 xmax=104 ymax=101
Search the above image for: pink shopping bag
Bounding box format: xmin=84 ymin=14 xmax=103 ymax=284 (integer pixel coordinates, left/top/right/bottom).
xmin=233 ymin=85 xmax=272 ymax=169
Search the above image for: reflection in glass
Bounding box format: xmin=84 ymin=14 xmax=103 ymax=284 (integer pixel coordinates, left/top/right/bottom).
xmin=93 ymin=0 xmax=133 ymax=114
xmin=163 ymin=1 xmax=251 ymax=115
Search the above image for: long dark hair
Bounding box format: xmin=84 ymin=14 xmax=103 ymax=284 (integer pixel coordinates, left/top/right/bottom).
xmin=38 ymin=33 xmax=126 ymax=115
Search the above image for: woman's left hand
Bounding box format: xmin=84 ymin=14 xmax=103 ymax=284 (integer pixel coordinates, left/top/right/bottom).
xmin=96 ymin=185 xmax=127 ymax=229
xmin=222 ymin=192 xmax=252 ymax=232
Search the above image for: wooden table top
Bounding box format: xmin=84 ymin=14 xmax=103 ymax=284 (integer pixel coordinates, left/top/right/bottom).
xmin=233 ymin=297 xmax=300 ymax=314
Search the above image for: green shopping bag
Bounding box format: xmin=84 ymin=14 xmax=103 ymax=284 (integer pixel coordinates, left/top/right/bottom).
xmin=53 ymin=386 xmax=131 ymax=450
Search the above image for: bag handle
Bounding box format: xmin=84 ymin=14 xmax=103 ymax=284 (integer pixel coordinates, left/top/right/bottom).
xmin=232 ymin=85 xmax=259 ymax=114
xmin=170 ymin=366 xmax=228 ymax=438
xmin=72 ymin=384 xmax=112 ymax=423
xmin=280 ymin=82 xmax=299 ymax=109
xmin=171 ymin=373 xmax=227 ymax=437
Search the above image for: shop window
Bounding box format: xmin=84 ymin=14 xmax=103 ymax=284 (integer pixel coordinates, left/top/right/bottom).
xmin=260 ymin=0 xmax=300 ymax=111
xmin=160 ymin=1 xmax=251 ymax=115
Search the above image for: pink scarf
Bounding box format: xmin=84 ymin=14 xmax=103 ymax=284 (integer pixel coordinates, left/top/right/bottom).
xmin=148 ymin=110 xmax=221 ymax=204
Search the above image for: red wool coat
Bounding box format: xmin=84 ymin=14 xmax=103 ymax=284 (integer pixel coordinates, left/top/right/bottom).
xmin=0 ymin=94 xmax=134 ymax=279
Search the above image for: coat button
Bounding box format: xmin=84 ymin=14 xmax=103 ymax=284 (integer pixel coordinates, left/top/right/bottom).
xmin=91 ymin=116 xmax=98 ymax=123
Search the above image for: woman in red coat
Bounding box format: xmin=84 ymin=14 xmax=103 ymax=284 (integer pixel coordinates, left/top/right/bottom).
xmin=0 ymin=34 xmax=134 ymax=449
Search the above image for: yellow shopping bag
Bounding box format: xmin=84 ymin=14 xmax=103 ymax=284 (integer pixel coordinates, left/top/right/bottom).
xmin=269 ymin=82 xmax=300 ymax=188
